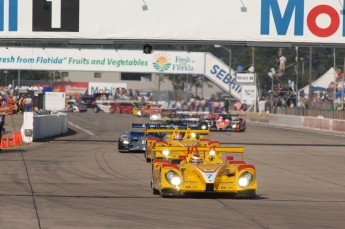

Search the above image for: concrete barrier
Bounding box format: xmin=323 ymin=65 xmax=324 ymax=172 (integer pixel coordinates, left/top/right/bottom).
xmin=248 ymin=112 xmax=345 ymax=135
xmin=21 ymin=112 xmax=68 ymax=143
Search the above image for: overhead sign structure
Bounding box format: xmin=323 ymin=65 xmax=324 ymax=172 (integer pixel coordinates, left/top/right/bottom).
xmin=0 ymin=47 xmax=244 ymax=101
xmin=0 ymin=47 xmax=205 ymax=74
xmin=204 ymin=53 xmax=242 ymax=101
xmin=0 ymin=0 xmax=345 ymax=44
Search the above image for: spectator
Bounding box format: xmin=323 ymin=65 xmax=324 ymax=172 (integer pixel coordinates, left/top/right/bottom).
xmin=279 ymin=54 xmax=287 ymax=75
xmin=0 ymin=114 xmax=4 ymax=149
xmin=224 ymin=98 xmax=229 ymax=113
xmin=236 ymin=65 xmax=245 ymax=73
xmin=258 ymin=97 xmax=267 ymax=113
xmin=234 ymin=100 xmax=242 ymax=111
xmin=247 ymin=64 xmax=255 ymax=73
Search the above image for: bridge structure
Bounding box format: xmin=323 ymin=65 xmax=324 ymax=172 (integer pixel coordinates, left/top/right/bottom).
xmin=0 ymin=47 xmax=258 ymax=104
xmin=1 ymin=0 xmax=344 ymax=107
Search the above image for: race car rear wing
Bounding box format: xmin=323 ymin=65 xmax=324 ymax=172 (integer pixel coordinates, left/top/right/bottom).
xmin=144 ymin=127 xmax=209 ymax=135
xmin=132 ymin=123 xmax=189 ymax=129
xmin=152 ymin=145 xmax=245 ymax=161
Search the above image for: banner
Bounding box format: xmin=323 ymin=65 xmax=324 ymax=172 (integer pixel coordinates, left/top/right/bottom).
xmin=13 ymin=80 xmax=51 ymax=94
xmin=0 ymin=1 xmax=344 ymax=44
xmin=52 ymin=82 xmax=89 ymax=98
xmin=0 ymin=47 xmax=205 ymax=74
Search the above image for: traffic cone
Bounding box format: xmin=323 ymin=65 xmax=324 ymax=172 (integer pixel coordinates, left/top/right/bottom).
xmin=17 ymin=132 xmax=23 ymax=145
xmin=0 ymin=137 xmax=4 ymax=148
xmin=12 ymin=133 xmax=17 ymax=146
xmin=5 ymin=135 xmax=10 ymax=148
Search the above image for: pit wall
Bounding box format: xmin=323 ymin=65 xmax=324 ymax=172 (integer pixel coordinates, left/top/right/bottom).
xmin=21 ymin=112 xmax=68 ymax=143
xmin=247 ymin=112 xmax=345 ymax=134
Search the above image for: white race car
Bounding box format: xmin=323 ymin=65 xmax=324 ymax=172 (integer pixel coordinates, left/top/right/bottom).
xmin=93 ymin=101 xmax=114 ymax=113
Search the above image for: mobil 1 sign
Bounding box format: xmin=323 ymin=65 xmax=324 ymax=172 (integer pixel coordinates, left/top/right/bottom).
xmin=236 ymin=73 xmax=255 ymax=84
xmin=32 ymin=0 xmax=79 ymax=31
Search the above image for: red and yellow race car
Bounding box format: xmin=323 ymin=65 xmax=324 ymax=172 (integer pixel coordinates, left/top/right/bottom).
xmin=151 ymin=144 xmax=256 ymax=198
xmin=144 ymin=128 xmax=210 ymax=163
xmin=117 ymin=102 xmax=134 ymax=114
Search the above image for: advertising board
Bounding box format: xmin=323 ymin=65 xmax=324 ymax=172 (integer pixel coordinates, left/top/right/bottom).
xmin=0 ymin=1 xmax=344 ymax=44
xmin=0 ymin=47 xmax=205 ymax=74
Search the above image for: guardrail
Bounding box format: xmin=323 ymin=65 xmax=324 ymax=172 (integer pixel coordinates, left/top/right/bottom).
xmin=21 ymin=111 xmax=68 ymax=143
xmin=247 ymin=112 xmax=345 ymax=134
xmin=272 ymin=107 xmax=345 ymax=120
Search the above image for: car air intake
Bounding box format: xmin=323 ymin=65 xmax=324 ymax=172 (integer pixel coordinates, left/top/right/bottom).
xmin=205 ymin=184 xmax=214 ymax=191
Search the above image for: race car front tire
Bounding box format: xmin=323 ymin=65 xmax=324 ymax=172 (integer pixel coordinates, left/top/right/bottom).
xmin=236 ymin=190 xmax=256 ymax=199
xmin=151 ymin=177 xmax=159 ymax=195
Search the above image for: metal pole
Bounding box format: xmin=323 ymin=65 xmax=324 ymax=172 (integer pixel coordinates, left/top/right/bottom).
xmin=252 ymin=47 xmax=256 ymax=112
xmin=295 ymin=46 xmax=299 ymax=105
xmin=308 ymin=47 xmax=312 ymax=104
xmin=18 ymin=70 xmax=20 ymax=96
xmin=214 ymin=44 xmax=232 ymax=111
xmin=201 ymin=75 xmax=204 ymax=99
xmin=341 ymin=53 xmax=345 ymax=110
xmin=333 ymin=48 xmax=337 ymax=110
xmin=229 ymin=48 xmax=232 ymax=112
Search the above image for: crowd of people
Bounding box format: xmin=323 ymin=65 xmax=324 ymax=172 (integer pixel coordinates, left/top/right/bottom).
xmin=0 ymin=87 xmax=33 ymax=114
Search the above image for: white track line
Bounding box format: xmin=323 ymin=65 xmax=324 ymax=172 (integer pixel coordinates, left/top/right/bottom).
xmin=68 ymin=121 xmax=96 ymax=137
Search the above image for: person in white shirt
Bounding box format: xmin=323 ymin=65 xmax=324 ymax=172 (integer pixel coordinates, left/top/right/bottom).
xmin=279 ymin=54 xmax=287 ymax=75
xmin=247 ymin=64 xmax=255 ymax=73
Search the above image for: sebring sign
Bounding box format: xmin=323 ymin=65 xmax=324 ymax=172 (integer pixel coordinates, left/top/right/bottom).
xmin=0 ymin=0 xmax=344 ymax=44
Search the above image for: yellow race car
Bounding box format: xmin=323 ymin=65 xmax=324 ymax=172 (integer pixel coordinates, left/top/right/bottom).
xmin=131 ymin=102 xmax=149 ymax=116
xmin=151 ymin=143 xmax=257 ymax=198
xmin=144 ymin=128 xmax=211 ymax=163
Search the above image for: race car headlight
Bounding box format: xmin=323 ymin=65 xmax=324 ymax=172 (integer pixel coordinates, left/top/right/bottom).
xmin=209 ymin=150 xmax=216 ymax=155
xmin=123 ymin=140 xmax=130 ymax=144
xmin=165 ymin=170 xmax=182 ymax=186
xmin=191 ymin=133 xmax=197 ymax=138
xmin=232 ymin=124 xmax=237 ymax=129
xmin=151 ymin=114 xmax=158 ymax=120
xmin=201 ymin=125 xmax=208 ymax=130
xmin=162 ymin=150 xmax=170 ymax=156
xmin=238 ymin=171 xmax=254 ymax=188
xmin=137 ymin=110 xmax=142 ymax=115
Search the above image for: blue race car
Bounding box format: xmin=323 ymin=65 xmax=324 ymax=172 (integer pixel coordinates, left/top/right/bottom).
xmin=118 ymin=124 xmax=166 ymax=153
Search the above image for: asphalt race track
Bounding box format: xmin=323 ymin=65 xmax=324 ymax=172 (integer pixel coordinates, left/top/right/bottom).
xmin=1 ymin=111 xmax=344 ymax=229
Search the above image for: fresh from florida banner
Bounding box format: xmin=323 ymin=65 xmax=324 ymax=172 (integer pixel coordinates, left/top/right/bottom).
xmin=0 ymin=47 xmax=205 ymax=74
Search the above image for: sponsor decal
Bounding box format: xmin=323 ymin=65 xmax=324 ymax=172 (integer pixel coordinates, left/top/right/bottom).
xmin=0 ymin=0 xmax=18 ymax=31
xmin=261 ymin=0 xmax=345 ymax=37
xmin=153 ymin=53 xmax=171 ymax=72
xmin=172 ymin=56 xmax=195 ymax=71
xmin=209 ymin=64 xmax=241 ymax=93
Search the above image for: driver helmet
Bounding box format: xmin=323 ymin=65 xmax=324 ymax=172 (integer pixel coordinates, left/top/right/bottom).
xmin=174 ymin=133 xmax=183 ymax=140
xmin=190 ymin=154 xmax=203 ymax=164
